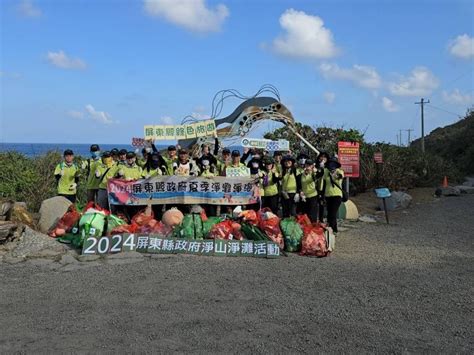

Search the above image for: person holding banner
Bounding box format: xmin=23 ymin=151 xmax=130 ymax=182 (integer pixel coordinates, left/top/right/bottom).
xmin=260 ymin=158 xmax=281 ymax=214
xmin=116 ymin=152 xmax=143 ymax=180
xmin=297 ymin=160 xmax=323 ymax=223
xmin=174 ymin=149 xmax=200 ymax=176
xmin=217 ymin=148 xmax=231 ymax=176
xmin=95 ymin=151 xmax=118 ymax=209
xmin=117 ymin=149 xmax=127 ymax=166
xmin=196 ymin=142 xmax=217 ymax=172
xmin=199 ymin=158 xmax=217 ymax=216
xmin=143 ymin=152 xmax=166 ymax=178
xmin=280 ymin=155 xmax=300 ymax=218
xmin=324 ymin=159 xmax=345 ymax=234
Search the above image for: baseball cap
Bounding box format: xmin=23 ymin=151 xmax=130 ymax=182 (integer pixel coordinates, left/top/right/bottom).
xmin=90 ymin=144 xmax=100 ymax=152
xmin=63 ymin=149 xmax=74 ymax=156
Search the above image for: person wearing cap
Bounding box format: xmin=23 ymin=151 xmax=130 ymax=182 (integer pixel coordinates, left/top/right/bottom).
xmin=162 ymin=145 xmax=178 ymax=175
xmin=117 ymin=149 xmax=127 ymax=166
xmin=260 ymin=157 xmax=281 ymax=214
xmin=138 ymin=147 xmax=153 ymax=168
xmin=199 ymin=157 xmax=217 ymax=216
xmin=116 ymin=152 xmax=143 ymax=180
xmin=316 ymin=151 xmax=330 ymax=222
xmin=296 ymin=153 xmax=309 ymax=175
xmin=217 ymin=148 xmax=231 ymax=176
xmin=323 ymin=158 xmax=345 ymax=234
xmin=95 ymin=151 xmax=118 ymax=209
xmin=273 ymin=151 xmax=283 ymax=176
xmin=81 ymin=144 xmax=101 ymax=202
xmin=280 ymin=155 xmax=300 ymax=217
xmin=297 ymin=159 xmax=324 ymax=222
xmin=228 ymin=150 xmax=246 ymax=170
xmin=143 ymin=152 xmax=166 ymax=178
xmin=174 ymin=149 xmax=199 ymax=176
xmin=111 ymin=148 xmax=119 ymax=162
xmin=54 ymin=149 xmax=80 ymax=203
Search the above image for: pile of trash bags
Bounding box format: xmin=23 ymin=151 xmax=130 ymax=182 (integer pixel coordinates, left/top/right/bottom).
xmin=49 ymin=204 xmax=335 ymax=257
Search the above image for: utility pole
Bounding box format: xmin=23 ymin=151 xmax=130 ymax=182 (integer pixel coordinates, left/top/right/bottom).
xmin=399 ymin=129 xmax=403 ymax=147
xmin=415 ymin=98 xmax=430 ymax=153
xmin=396 ymin=133 xmax=399 ymax=146
xmin=405 ymin=129 xmax=414 ymax=146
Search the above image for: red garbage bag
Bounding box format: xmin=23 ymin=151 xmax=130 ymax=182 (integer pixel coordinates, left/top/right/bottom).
xmin=49 ymin=205 xmax=81 ymax=238
xmin=296 ymin=214 xmax=311 ymax=228
xmin=137 ymin=218 xmax=159 ymax=234
xmin=84 ymin=201 xmax=110 ymax=215
xmin=299 ymin=223 xmax=329 ymax=257
xmin=110 ymin=224 xmax=138 ymax=234
xmin=208 ymin=220 xmax=243 ymax=240
xmin=131 ymin=209 xmax=154 ymax=227
xmin=151 ymin=221 xmax=173 ymax=238
xmin=239 ymin=210 xmax=259 ymax=225
xmin=258 ymin=210 xmax=284 ymax=249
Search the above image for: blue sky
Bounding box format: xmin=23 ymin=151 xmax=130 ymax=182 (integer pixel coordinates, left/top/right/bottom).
xmin=1 ymin=0 xmax=473 ymax=145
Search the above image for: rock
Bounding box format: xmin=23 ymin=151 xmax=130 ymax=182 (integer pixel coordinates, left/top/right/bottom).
xmin=59 ymin=254 xmax=78 ymax=265
xmin=0 ymin=200 xmax=14 ymax=220
xmin=455 ymin=185 xmax=474 ymax=194
xmin=10 ymin=204 xmax=35 ymax=228
xmin=11 ymin=226 xmax=67 ymax=259
xmin=106 ymin=251 xmax=143 ymax=259
xmin=0 ymin=221 xmax=18 ymax=244
xmin=77 ymin=254 xmax=102 ymax=262
xmin=2 ymin=255 xmax=26 ymax=264
xmin=358 ymin=215 xmax=377 ymax=223
xmin=439 ymin=186 xmax=461 ymax=196
xmin=377 ymin=191 xmax=412 ymax=211
xmin=38 ymin=196 xmax=72 ymax=234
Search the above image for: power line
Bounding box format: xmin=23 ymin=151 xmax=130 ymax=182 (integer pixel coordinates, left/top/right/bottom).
xmin=427 ymin=104 xmax=463 ymax=118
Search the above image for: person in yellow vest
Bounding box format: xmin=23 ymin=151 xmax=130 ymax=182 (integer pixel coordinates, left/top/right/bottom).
xmin=260 ymin=157 xmax=281 ymax=214
xmin=81 ymin=144 xmax=101 ymax=203
xmin=217 ymin=148 xmax=232 ymax=176
xmin=117 ymin=151 xmax=143 ymax=180
xmin=199 ymin=158 xmax=217 ymax=216
xmin=95 ymin=151 xmax=118 ymax=210
xmin=143 ymin=152 xmax=166 ymax=178
xmin=297 ymin=160 xmax=324 ymax=223
xmin=273 ymin=151 xmax=283 ymax=176
xmin=316 ymin=151 xmax=330 ymax=222
xmin=324 ymin=158 xmax=345 ymax=234
xmin=54 ymin=149 xmax=80 ymax=203
xmin=162 ymin=145 xmax=178 ymax=175
xmin=280 ymin=155 xmax=300 ymax=218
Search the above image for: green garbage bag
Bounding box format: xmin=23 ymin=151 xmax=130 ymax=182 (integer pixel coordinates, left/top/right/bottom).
xmin=280 ymin=217 xmax=303 ymax=252
xmin=57 ymin=233 xmax=84 ymax=248
xmin=79 ymin=212 xmax=106 ymax=238
xmin=177 ymin=214 xmax=204 ymax=239
xmin=106 ymin=214 xmax=126 ymax=235
xmin=202 ymin=216 xmax=223 ymax=237
xmin=241 ymin=223 xmax=268 ymax=241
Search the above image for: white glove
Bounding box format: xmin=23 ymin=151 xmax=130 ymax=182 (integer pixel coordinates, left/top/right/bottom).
xmin=300 ymin=192 xmax=306 ymax=202
xmin=294 ymin=194 xmax=300 ymax=203
xmin=282 ymin=191 xmax=289 ymax=200
xmin=95 ymin=170 xmax=101 ymax=178
xmin=118 ymin=169 xmax=125 ymax=177
xmin=69 ymin=183 xmax=77 ymax=191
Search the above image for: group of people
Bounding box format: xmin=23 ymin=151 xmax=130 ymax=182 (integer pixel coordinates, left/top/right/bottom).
xmin=54 ymin=141 xmax=345 ymax=233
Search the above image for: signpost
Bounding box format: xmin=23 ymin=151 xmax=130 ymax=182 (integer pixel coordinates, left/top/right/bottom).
xmin=374 ymin=152 xmax=383 ymax=164
xmin=338 ymin=141 xmax=360 ymax=195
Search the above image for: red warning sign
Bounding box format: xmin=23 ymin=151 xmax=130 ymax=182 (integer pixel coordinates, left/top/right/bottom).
xmin=338 ymin=141 xmax=360 ymax=178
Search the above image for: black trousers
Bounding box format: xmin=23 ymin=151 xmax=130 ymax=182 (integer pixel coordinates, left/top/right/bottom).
xmin=302 ymin=196 xmax=318 ymax=223
xmin=262 ymin=195 xmax=279 ymax=215
xmin=317 ymin=195 xmax=325 ymax=222
xmin=59 ymin=194 xmax=76 ymax=203
xmin=86 ymin=189 xmax=98 ymax=203
xmin=282 ymin=193 xmax=296 ymax=218
xmin=326 ymin=196 xmax=342 ymax=233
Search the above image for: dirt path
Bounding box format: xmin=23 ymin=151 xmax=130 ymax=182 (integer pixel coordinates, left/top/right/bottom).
xmin=1 ymin=194 xmax=473 ymax=353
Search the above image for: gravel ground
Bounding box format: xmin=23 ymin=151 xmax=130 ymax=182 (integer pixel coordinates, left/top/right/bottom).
xmin=1 ymin=194 xmax=473 ymax=353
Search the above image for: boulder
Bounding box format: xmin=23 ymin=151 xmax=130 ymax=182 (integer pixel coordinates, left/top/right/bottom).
xmin=11 ymin=226 xmax=67 ymax=258
xmin=455 ymin=185 xmax=474 ymax=194
xmin=0 ymin=200 xmax=14 ymax=221
xmin=377 ymin=191 xmax=412 ymax=211
xmin=0 ymin=221 xmax=18 ymax=244
xmin=10 ymin=204 xmax=35 ymax=228
xmin=38 ymin=196 xmax=72 ymax=233
xmin=435 ymin=186 xmax=461 ymax=196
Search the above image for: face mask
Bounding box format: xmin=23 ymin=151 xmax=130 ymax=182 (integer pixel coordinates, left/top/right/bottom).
xmin=145 ymin=147 xmax=152 ymax=153
xmin=92 ymin=151 xmax=100 ymax=158
xmin=127 ymin=158 xmax=136 ymax=165
xmin=252 ymin=162 xmax=259 ymax=168
xmin=299 ymin=159 xmax=306 ymax=165
xmin=202 ymin=160 xmax=210 ymax=167
xmin=151 ymin=160 xmax=160 ymax=169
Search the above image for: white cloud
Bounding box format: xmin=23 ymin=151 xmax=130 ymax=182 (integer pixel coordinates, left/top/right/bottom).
xmin=323 ymin=91 xmax=336 ymax=104
xmin=67 ymin=110 xmax=84 ymax=119
xmin=46 ymin=50 xmax=86 ymax=70
xmin=85 ymin=105 xmax=114 ymax=124
xmin=448 ymin=34 xmax=474 ymax=59
xmin=18 ymin=0 xmax=42 ymax=18
xmin=388 ymin=67 xmax=439 ymax=96
xmin=382 ymin=97 xmax=399 ymax=112
xmin=318 ymin=63 xmax=382 ymax=89
xmin=143 ymin=0 xmax=229 ymax=33
xmin=442 ymin=89 xmax=474 ymax=105
xmin=160 ymin=116 xmax=174 ymax=125
xmin=272 ymin=9 xmax=339 ymax=59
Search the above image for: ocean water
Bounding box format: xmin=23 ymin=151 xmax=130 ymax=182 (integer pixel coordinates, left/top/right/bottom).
xmin=0 ymin=143 xmax=243 ymax=158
